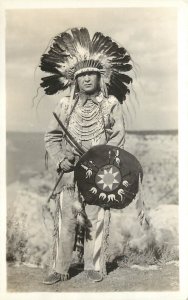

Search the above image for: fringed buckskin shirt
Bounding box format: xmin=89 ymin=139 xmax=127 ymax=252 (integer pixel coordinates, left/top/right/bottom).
xmin=44 ymin=93 xmax=126 ymax=193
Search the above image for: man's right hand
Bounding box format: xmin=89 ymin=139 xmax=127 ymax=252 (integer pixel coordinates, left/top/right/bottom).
xmin=59 ymin=158 xmax=74 ymax=172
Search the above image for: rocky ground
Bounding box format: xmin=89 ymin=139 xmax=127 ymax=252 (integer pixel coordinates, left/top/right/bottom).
xmin=7 ymin=261 xmax=179 ymax=292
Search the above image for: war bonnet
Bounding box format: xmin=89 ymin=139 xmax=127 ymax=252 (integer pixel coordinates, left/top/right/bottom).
xmin=40 ymin=27 xmax=133 ymax=103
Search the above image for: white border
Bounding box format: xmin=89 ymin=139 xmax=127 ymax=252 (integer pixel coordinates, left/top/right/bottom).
xmin=178 ymin=0 xmax=188 ymax=299
xmin=1 ymin=0 xmax=188 ymax=299
xmin=0 ymin=0 xmax=7 ymax=296
xmin=1 ymin=0 xmax=179 ymax=9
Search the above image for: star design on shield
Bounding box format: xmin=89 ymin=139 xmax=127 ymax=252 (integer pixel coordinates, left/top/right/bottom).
xmin=96 ymin=165 xmax=121 ymax=192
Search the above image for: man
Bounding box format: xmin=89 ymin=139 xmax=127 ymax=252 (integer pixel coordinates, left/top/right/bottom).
xmin=40 ymin=27 xmax=133 ymax=284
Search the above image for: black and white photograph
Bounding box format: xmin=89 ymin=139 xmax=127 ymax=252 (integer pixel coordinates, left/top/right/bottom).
xmin=1 ymin=0 xmax=188 ymax=299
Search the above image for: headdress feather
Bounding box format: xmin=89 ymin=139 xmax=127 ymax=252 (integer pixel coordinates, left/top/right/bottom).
xmin=40 ymin=27 xmax=133 ymax=102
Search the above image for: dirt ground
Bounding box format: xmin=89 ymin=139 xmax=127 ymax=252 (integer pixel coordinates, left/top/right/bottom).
xmin=7 ymin=262 xmax=179 ymax=292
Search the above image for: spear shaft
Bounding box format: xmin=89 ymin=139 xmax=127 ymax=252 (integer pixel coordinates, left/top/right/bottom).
xmin=47 ymin=112 xmax=86 ymax=202
xmin=53 ymin=112 xmax=85 ymax=156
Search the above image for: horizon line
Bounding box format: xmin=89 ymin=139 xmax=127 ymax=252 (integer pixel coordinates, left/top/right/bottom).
xmin=6 ymin=129 xmax=178 ymax=135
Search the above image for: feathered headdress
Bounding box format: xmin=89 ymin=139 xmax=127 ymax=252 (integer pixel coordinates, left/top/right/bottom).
xmin=40 ymin=27 xmax=133 ymax=103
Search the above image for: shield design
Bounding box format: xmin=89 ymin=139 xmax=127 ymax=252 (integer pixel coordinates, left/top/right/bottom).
xmin=75 ymin=145 xmax=143 ymax=209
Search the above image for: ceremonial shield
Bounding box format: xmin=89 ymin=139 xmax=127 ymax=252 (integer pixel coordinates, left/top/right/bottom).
xmin=75 ymin=145 xmax=143 ymax=209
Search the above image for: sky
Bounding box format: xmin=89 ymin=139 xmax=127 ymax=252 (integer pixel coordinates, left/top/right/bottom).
xmin=6 ymin=7 xmax=178 ymax=132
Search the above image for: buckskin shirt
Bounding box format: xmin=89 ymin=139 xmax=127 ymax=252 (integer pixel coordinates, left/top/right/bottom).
xmin=44 ymin=91 xmax=126 ymax=276
xmin=45 ymin=92 xmax=126 ymax=191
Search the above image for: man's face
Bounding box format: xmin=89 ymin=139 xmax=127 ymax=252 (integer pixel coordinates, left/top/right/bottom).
xmin=77 ymin=71 xmax=100 ymax=94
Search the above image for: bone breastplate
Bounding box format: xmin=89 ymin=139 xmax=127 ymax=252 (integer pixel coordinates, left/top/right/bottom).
xmin=68 ymin=99 xmax=104 ymax=143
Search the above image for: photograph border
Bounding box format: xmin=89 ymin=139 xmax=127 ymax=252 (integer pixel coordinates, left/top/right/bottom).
xmin=1 ymin=0 xmax=188 ymax=299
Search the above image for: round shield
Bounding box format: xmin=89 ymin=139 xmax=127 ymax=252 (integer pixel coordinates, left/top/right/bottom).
xmin=74 ymin=145 xmax=143 ymax=209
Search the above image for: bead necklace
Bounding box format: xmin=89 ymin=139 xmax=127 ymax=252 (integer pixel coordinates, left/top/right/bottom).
xmin=69 ymin=99 xmax=104 ymax=142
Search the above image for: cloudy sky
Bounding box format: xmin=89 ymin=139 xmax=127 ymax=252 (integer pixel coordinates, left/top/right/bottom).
xmin=6 ymin=8 xmax=178 ymax=132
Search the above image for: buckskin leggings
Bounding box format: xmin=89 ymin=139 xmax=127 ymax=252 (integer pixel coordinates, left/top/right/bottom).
xmin=53 ymin=188 xmax=105 ymax=274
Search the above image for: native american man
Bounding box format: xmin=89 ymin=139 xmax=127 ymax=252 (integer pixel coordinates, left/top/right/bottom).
xmin=40 ymin=27 xmax=134 ymax=284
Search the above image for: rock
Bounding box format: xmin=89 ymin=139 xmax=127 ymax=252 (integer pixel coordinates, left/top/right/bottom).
xmin=108 ymin=204 xmax=178 ymax=262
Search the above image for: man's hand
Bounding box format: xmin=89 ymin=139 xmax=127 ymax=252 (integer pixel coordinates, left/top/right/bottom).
xmin=60 ymin=158 xmax=74 ymax=172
